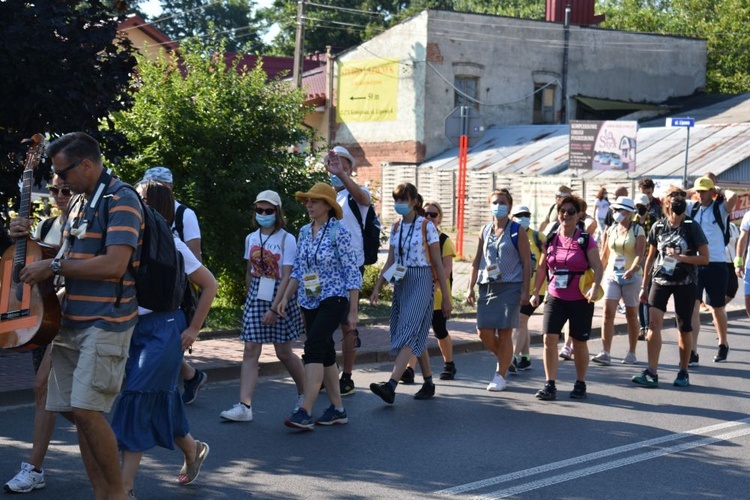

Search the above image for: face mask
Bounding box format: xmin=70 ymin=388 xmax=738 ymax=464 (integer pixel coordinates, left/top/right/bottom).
xmin=490 ymin=204 xmax=509 ymax=219
xmin=613 ymin=212 xmax=626 ymax=224
xmin=394 ymin=203 xmax=411 ymax=216
xmin=256 ymin=213 xmax=276 ymax=228
xmin=637 ymin=206 xmax=647 ymax=216
xmin=517 ymin=217 xmax=531 ymax=229
xmin=671 ymin=199 xmax=687 ymax=215
xmin=329 ymin=174 xmax=344 ymax=187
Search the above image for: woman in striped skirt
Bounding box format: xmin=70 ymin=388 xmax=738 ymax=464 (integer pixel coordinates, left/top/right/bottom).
xmin=369 ymin=183 xmax=452 ymax=404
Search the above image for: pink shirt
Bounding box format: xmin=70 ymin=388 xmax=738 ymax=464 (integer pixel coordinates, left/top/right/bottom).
xmin=546 ymin=229 xmax=597 ymax=301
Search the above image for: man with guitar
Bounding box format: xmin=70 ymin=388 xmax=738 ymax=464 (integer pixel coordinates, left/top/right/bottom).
xmin=9 ymin=132 xmax=143 ymax=500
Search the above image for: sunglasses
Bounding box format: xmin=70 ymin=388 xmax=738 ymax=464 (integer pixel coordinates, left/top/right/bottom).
xmin=48 ymin=186 xmax=72 ymax=197
xmin=667 ymin=191 xmax=686 ymax=198
xmin=53 ymin=159 xmax=82 ymax=181
xmin=255 ymin=207 xmax=275 ymax=215
xmin=425 ymin=211 xmax=439 ymax=218
xmin=558 ymin=208 xmax=577 ymax=216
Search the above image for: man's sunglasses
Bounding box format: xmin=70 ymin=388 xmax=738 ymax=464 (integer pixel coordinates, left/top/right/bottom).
xmin=558 ymin=208 xmax=577 ymax=216
xmin=255 ymin=208 xmax=275 ymax=215
xmin=425 ymin=211 xmax=439 ymax=218
xmin=48 ymin=186 xmax=72 ymax=197
xmin=53 ymin=159 xmax=82 ymax=181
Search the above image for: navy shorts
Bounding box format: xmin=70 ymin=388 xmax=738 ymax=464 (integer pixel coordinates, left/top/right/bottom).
xmin=695 ymin=262 xmax=728 ymax=307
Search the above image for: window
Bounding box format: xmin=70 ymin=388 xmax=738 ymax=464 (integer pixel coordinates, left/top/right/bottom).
xmin=533 ymin=84 xmax=556 ymax=124
xmin=455 ymin=76 xmax=479 ymax=109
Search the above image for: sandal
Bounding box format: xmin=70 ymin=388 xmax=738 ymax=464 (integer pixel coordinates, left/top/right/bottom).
xmin=178 ymin=440 xmax=210 ymax=485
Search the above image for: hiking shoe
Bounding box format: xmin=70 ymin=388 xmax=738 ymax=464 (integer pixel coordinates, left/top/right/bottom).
xmin=182 ymin=369 xmax=207 ymax=405
xmin=673 ymin=369 xmax=690 ymax=387
xmin=339 ymin=377 xmax=355 ymax=396
xmin=714 ymin=344 xmax=729 ymax=363
xmin=559 ymin=345 xmax=573 ymax=360
xmin=284 ymin=408 xmax=314 ymax=431
xmin=570 ymin=381 xmax=587 ymax=399
xmin=370 ymin=381 xmax=396 ymax=404
xmin=293 ymin=394 xmax=305 ymax=412
xmin=688 ymin=351 xmax=700 ymax=367
xmin=591 ymin=351 xmax=611 ymax=366
xmin=632 ymin=369 xmax=659 ymax=388
xmin=414 ymin=382 xmax=435 ymax=400
xmin=4 ymin=462 xmax=45 ymax=493
xmin=535 ymin=383 xmax=557 ymax=401
xmin=638 ymin=328 xmax=647 ymax=341
xmin=400 ymin=366 xmax=415 ymax=385
xmin=621 ymin=352 xmax=638 ymax=365
xmin=439 ymin=362 xmax=457 ymax=380
xmin=487 ymin=373 xmax=507 ymax=392
xmin=516 ymin=357 xmax=531 ymax=371
xmin=220 ymin=403 xmax=253 ymax=422
xmin=315 ymin=405 xmax=348 ymax=426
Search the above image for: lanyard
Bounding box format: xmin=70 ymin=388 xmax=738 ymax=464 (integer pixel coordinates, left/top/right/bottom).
xmin=257 ymin=229 xmax=278 ymax=273
xmin=66 ymin=169 xmax=113 ymax=254
xmin=485 ymin=220 xmax=510 ymax=263
xmin=398 ymin=218 xmax=417 ymax=265
xmin=306 ymin=219 xmax=330 ymax=270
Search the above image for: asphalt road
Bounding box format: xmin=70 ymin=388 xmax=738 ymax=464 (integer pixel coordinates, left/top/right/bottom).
xmin=2 ymin=317 xmax=749 ymax=499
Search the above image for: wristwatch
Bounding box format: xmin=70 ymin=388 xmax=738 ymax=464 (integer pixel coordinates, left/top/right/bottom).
xmin=50 ymin=259 xmax=62 ymax=276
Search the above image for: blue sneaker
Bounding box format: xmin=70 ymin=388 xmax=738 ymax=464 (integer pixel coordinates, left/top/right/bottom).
xmin=285 ymin=408 xmax=314 ymax=431
xmin=182 ymin=369 xmax=207 ymax=405
xmin=315 ymin=405 xmax=348 ymax=426
xmin=673 ymin=369 xmax=690 ymax=387
xmin=632 ymin=369 xmax=659 ymax=388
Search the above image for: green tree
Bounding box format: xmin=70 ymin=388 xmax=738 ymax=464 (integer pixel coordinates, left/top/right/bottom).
xmin=106 ymin=36 xmax=320 ymax=304
xmin=0 ymin=0 xmax=136 ymax=221
xmin=158 ymin=0 xmax=264 ymax=52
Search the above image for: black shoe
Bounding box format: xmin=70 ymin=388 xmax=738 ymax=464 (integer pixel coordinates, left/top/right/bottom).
xmin=439 ymin=362 xmax=457 ymax=380
xmin=370 ymin=382 xmax=396 ymax=404
xmin=400 ymin=366 xmax=415 ymax=384
xmin=714 ymin=344 xmax=729 ymax=362
xmin=516 ymin=357 xmax=531 ymax=371
xmin=508 ymin=359 xmax=517 ymax=375
xmin=638 ymin=328 xmax=647 ymax=341
xmin=570 ymin=381 xmax=587 ymax=399
xmin=688 ymin=351 xmax=700 ymax=367
xmin=339 ymin=377 xmax=355 ymax=396
xmin=413 ymin=382 xmax=435 ymax=400
xmin=182 ymin=369 xmax=207 ymax=405
xmin=535 ymin=383 xmax=557 ymax=401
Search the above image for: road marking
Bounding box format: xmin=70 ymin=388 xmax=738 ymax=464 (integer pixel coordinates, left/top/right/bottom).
xmin=435 ymin=418 xmax=750 ymax=496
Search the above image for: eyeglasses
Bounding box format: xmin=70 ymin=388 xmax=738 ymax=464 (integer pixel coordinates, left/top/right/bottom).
xmin=255 ymin=207 xmax=275 ymax=215
xmin=558 ymin=208 xmax=577 ymax=216
xmin=425 ymin=211 xmax=439 ymax=218
xmin=667 ymin=191 xmax=686 ymax=198
xmin=53 ymin=159 xmax=82 ymax=181
xmin=48 ymin=186 xmax=72 ymax=197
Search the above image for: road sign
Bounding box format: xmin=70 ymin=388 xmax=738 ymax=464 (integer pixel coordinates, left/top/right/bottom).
xmin=666 ymin=117 xmax=695 ymax=128
xmin=445 ymin=106 xmax=485 ymax=146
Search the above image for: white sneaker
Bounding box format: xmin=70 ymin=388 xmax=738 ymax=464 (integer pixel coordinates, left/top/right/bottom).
xmin=487 ymin=373 xmax=507 ymax=392
xmin=220 ymin=403 xmax=253 ymax=422
xmin=559 ymin=345 xmax=573 ymax=360
xmin=591 ymin=351 xmax=612 ymax=366
xmin=621 ymin=352 xmax=638 ymax=365
xmin=4 ymin=462 xmax=45 ymax=493
xmin=293 ymin=394 xmax=305 ymax=412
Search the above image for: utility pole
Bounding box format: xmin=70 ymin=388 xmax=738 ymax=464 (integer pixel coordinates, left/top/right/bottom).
xmin=292 ymin=0 xmax=307 ymax=89
xmin=561 ymin=3 xmax=571 ymax=124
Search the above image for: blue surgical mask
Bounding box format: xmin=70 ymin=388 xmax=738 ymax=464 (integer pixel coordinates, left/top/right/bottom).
xmin=329 ymin=174 xmax=344 ymax=187
xmin=255 ymin=213 xmax=276 ymax=228
xmin=394 ymin=203 xmax=411 ymax=216
xmin=517 ymin=216 xmax=531 ymax=229
xmin=490 ymin=204 xmax=509 ymax=219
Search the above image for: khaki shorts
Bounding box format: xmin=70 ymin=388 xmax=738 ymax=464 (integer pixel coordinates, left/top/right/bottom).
xmin=46 ymin=325 xmax=134 ymax=413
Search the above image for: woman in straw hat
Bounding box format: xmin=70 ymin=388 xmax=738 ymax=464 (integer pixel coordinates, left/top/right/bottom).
xmin=277 ymin=180 xmax=362 ymax=430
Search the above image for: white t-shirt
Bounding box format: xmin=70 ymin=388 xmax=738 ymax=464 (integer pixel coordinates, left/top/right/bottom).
xmin=337 ymin=187 xmax=370 ymax=268
xmin=740 ymin=211 xmax=750 ymax=265
xmin=33 ymin=216 xmax=64 ymax=245
xmin=687 ymin=199 xmax=728 ymax=263
xmin=725 ymin=222 xmax=740 ymax=263
xmin=173 ymin=201 xmax=201 ymax=242
xmin=138 ymin=238 xmax=201 ymax=316
xmin=389 ymin=216 xmax=439 ymax=267
xmin=244 ymin=229 xmax=296 ymax=280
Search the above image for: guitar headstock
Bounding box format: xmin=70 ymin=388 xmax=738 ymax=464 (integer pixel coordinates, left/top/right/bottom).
xmin=21 ymin=133 xmax=46 ymax=173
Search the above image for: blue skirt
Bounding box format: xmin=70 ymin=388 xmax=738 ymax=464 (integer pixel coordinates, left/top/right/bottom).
xmin=111 ymin=310 xmax=189 ymax=452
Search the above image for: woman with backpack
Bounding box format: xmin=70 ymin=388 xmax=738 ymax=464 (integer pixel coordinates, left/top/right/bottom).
xmin=593 ymin=196 xmax=646 ymax=366
xmin=112 ymin=181 xmax=218 ymax=495
xmin=219 ymin=190 xmax=306 ymax=423
xmin=531 ymin=195 xmax=603 ymax=401
xmin=467 ymin=189 xmax=531 ymax=392
xmin=277 ymin=182 xmax=362 ymax=430
xmin=369 ymin=183 xmax=452 ymax=404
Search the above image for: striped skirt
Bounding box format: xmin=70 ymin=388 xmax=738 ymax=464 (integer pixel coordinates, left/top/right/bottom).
xmin=389 ymin=266 xmax=434 ymax=357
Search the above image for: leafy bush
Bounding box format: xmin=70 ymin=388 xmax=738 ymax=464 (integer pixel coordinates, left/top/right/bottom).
xmin=361 ymin=263 xmax=393 ymax=302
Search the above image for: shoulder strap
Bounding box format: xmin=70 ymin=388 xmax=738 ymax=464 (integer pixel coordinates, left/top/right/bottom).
xmin=281 ymin=231 xmax=287 ymax=256
xmin=39 ymin=216 xmax=56 ymax=241
xmin=690 ymin=201 xmax=700 ymax=218
xmin=712 ymin=199 xmax=727 ymax=233
xmin=421 ymin=217 xmax=430 ymax=264
xmin=348 ymin=195 xmax=364 ymax=230
xmin=509 ymin=220 xmax=521 ymax=252
xmin=175 ymin=204 xmax=186 ymax=241
xmin=329 ymin=220 xmax=340 ymax=262
xmin=532 ymin=230 xmax=543 ymax=253
xmin=439 ymin=232 xmax=448 ymax=254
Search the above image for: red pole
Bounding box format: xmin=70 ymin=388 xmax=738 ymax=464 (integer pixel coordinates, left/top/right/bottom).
xmin=456 ymin=134 xmax=468 ymax=258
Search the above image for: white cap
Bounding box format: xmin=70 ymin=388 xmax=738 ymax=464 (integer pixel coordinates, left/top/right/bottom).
xmin=327 ymin=146 xmax=356 ymax=169
xmin=512 ymin=205 xmax=531 ymax=216
xmin=635 ymin=193 xmax=650 ymax=207
xmin=255 ymin=190 xmax=282 ymax=208
xmin=611 ymin=196 xmax=635 ymax=212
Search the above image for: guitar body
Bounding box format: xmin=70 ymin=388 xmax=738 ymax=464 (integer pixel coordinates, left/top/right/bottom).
xmin=0 ymin=240 xmax=61 ymax=350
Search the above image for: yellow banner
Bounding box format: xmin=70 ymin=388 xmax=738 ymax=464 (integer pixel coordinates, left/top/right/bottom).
xmin=337 ymin=59 xmax=399 ymax=123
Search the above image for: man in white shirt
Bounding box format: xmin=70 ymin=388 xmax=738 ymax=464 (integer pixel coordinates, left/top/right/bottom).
xmin=325 ymin=146 xmax=370 ymax=396
xmin=686 ymin=175 xmax=737 ymax=364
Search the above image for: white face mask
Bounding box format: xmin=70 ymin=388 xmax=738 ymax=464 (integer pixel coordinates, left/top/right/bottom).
xmin=517 ymin=217 xmax=531 ymax=229
xmin=613 ymin=211 xmax=627 ymax=224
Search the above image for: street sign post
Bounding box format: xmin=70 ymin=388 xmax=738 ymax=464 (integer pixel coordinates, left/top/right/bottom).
xmin=666 ymin=117 xmax=695 ymax=189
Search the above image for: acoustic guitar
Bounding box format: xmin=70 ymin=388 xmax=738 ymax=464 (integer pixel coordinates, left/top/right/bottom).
xmin=0 ymin=134 xmax=61 ymax=350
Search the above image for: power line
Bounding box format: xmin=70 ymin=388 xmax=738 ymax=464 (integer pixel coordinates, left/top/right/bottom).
xmin=120 ymin=0 xmax=224 ymax=32
xmin=307 ymin=2 xmax=385 ymax=17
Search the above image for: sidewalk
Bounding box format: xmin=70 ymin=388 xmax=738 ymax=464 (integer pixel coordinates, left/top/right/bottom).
xmin=2 ymin=298 xmax=746 ymax=406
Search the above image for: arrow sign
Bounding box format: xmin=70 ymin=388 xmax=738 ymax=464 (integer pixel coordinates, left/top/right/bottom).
xmin=666 ymin=117 xmax=695 ymax=128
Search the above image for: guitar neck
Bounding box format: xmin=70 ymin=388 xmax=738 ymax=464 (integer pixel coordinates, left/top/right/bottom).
xmin=14 ymin=168 xmax=32 ymax=268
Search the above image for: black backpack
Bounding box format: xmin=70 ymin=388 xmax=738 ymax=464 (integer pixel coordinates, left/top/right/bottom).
xmin=348 ymin=195 xmax=382 ymax=265
xmin=689 ymin=199 xmax=730 ymax=246
xmin=107 ymin=185 xmax=188 ymax=311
